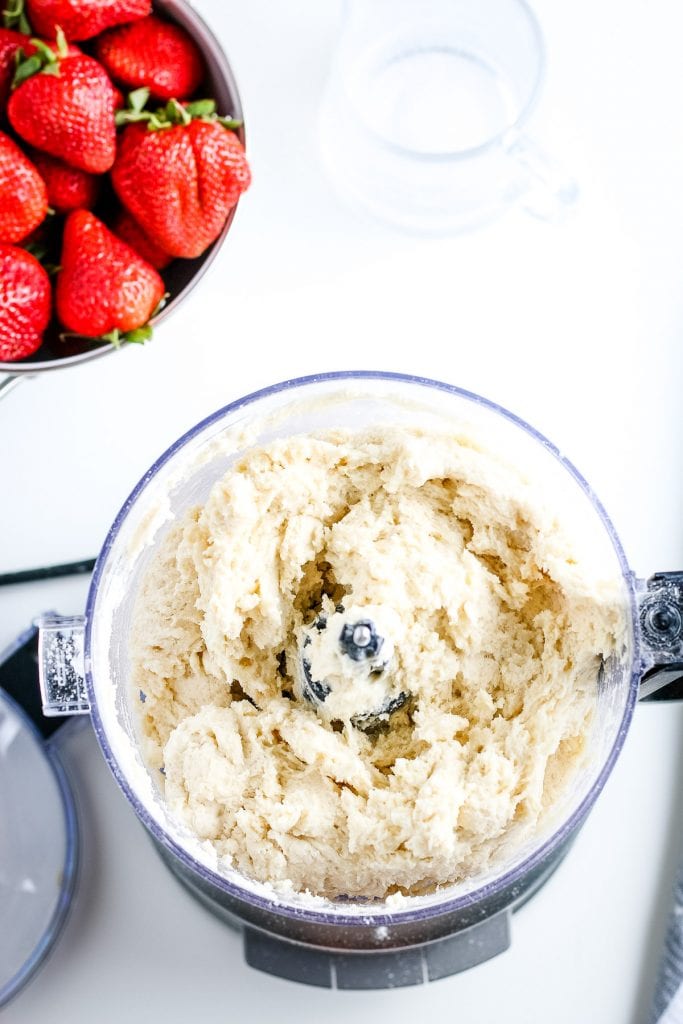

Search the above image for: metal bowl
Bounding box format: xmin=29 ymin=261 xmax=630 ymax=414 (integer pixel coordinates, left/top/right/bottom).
xmin=0 ymin=0 xmax=245 ymax=387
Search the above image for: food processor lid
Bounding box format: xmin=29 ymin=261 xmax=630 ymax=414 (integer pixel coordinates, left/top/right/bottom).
xmin=0 ymin=679 xmax=78 ymax=1008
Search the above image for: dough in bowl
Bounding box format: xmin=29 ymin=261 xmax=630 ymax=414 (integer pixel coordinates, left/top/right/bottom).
xmin=131 ymin=426 xmax=625 ymax=900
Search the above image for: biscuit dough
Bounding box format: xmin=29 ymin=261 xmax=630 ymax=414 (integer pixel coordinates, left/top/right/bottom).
xmin=132 ymin=426 xmax=625 ymax=900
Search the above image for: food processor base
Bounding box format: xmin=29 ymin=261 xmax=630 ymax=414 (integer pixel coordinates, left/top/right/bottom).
xmin=153 ymin=840 xmax=571 ymax=989
xmin=242 ymin=916 xmax=510 ymax=989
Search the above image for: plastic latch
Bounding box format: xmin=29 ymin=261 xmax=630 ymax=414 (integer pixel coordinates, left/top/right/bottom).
xmin=638 ymin=573 xmax=683 ymax=700
xmin=36 ymin=613 xmax=90 ymax=717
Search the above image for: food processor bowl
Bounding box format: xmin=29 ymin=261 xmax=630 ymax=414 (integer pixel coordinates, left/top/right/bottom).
xmin=37 ymin=372 xmax=679 ymax=988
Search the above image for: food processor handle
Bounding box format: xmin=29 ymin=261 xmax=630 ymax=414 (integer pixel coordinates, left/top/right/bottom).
xmin=35 ymin=613 xmax=90 ymax=716
xmin=243 ymin=910 xmax=510 ymax=988
xmin=637 ymin=573 xmax=683 ymax=700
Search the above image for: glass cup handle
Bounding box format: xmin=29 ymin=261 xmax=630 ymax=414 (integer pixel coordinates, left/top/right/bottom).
xmin=36 ymin=613 xmax=90 ymax=716
xmin=637 ymin=573 xmax=683 ymax=700
xmin=505 ymin=133 xmax=579 ymax=222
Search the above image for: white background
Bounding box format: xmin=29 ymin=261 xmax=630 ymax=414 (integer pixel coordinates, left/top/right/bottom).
xmin=2 ymin=0 xmax=683 ymax=1020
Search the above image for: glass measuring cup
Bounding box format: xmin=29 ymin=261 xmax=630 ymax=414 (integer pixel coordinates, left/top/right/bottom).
xmin=319 ymin=0 xmax=578 ymax=232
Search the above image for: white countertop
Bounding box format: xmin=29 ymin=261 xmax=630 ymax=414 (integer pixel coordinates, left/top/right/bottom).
xmin=2 ymin=0 xmax=683 ymax=1020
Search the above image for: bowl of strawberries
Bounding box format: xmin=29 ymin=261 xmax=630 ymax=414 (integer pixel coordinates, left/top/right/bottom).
xmin=0 ymin=0 xmax=250 ymax=376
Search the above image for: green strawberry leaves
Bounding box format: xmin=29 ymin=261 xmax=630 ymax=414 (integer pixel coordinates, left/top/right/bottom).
xmin=101 ymin=325 xmax=152 ymax=347
xmin=118 ymin=85 xmax=149 ymax=118
xmin=182 ymin=99 xmax=241 ymax=129
xmin=184 ymin=99 xmax=214 ymax=119
xmin=115 ymin=87 xmax=242 ymax=132
xmin=2 ymin=0 xmax=31 ymax=34
xmin=12 ymin=28 xmax=68 ymax=88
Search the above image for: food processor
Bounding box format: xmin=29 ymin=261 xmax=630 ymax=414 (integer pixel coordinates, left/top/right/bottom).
xmin=12 ymin=371 xmax=683 ymax=990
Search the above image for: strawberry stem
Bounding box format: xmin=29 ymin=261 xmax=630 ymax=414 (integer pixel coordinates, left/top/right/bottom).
xmin=115 ymin=89 xmax=243 ymax=133
xmin=115 ymin=87 xmax=164 ymax=128
xmin=128 ymin=86 xmax=150 ymax=114
xmin=165 ymin=98 xmax=191 ymax=126
xmin=184 ymin=99 xmax=215 ymax=119
xmin=12 ymin=34 xmax=62 ymax=88
xmin=30 ymin=38 xmax=56 ymax=61
xmin=122 ymin=326 xmax=153 ymax=344
xmin=101 ymin=325 xmax=153 ymax=346
xmin=2 ymin=0 xmax=31 ymax=34
xmin=55 ymin=25 xmax=67 ymax=58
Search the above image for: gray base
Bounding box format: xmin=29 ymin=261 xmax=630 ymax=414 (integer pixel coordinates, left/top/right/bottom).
xmin=244 ymin=913 xmax=510 ymax=989
xmin=154 ymin=836 xmax=572 ymax=989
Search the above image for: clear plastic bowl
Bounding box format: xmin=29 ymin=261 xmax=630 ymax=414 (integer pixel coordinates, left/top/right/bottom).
xmin=83 ymin=372 xmax=639 ymax=942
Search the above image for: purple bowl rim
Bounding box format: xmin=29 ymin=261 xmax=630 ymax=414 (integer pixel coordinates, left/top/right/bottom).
xmin=84 ymin=370 xmax=641 ymax=926
xmin=0 ymin=0 xmax=245 ymax=376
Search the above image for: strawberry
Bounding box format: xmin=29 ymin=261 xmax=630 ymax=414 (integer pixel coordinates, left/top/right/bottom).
xmin=0 ymin=242 xmax=51 ymax=360
xmin=8 ymin=35 xmax=117 ymax=173
xmin=25 ymin=0 xmax=151 ymax=42
xmin=112 ymin=208 xmax=172 ymax=270
xmin=56 ymin=209 xmax=165 ymax=341
xmin=95 ymin=15 xmax=204 ymax=102
xmin=0 ymin=131 xmax=47 ymax=242
xmin=112 ymin=96 xmax=250 ymax=259
xmin=30 ymin=149 xmax=100 ymax=212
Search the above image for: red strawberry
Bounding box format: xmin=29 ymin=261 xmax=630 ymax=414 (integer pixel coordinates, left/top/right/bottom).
xmin=0 ymin=131 xmax=47 ymax=242
xmin=25 ymin=0 xmax=151 ymax=42
xmin=30 ymin=150 xmax=100 ymax=212
xmin=0 ymin=243 xmax=51 ymax=360
xmin=95 ymin=16 xmax=204 ymax=102
xmin=8 ymin=40 xmax=117 ymax=173
xmin=112 ymin=99 xmax=250 ymax=259
xmin=56 ymin=210 xmax=164 ymax=340
xmin=112 ymin=208 xmax=172 ymax=270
